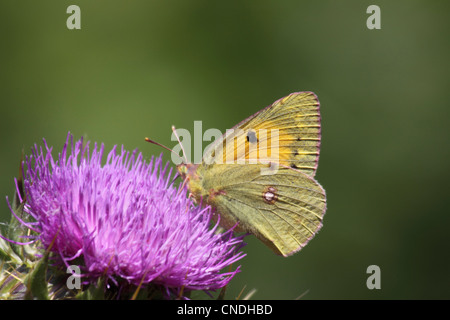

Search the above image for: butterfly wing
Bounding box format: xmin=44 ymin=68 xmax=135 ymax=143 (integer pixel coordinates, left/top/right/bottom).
xmin=197 ymin=163 xmax=326 ymax=257
xmin=203 ymin=92 xmax=321 ymax=177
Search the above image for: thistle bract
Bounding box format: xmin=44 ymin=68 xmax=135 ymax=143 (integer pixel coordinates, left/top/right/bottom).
xmin=7 ymin=133 xmax=245 ymax=298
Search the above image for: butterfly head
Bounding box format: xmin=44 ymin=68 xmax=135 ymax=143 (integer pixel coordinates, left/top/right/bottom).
xmin=176 ymin=162 xmax=204 ymax=204
xmin=176 ymin=162 xmax=200 ymax=182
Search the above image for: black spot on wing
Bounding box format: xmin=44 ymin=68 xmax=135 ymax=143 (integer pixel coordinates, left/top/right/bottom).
xmin=247 ymin=130 xmax=258 ymax=143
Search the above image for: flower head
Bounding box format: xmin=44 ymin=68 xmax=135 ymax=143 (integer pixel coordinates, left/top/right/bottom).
xmin=9 ymin=133 xmax=245 ymax=298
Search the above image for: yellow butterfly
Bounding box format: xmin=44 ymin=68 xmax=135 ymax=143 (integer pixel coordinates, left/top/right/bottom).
xmin=159 ymin=92 xmax=326 ymax=257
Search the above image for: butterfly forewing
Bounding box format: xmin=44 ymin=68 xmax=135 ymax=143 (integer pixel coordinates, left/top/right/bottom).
xmin=204 ymin=92 xmax=321 ymax=177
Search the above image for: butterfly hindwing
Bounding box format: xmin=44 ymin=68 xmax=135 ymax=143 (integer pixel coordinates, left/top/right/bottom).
xmin=197 ymin=163 xmax=326 ymax=257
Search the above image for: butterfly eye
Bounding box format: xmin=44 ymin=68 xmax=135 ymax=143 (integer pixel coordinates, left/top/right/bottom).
xmin=246 ymin=130 xmax=258 ymax=143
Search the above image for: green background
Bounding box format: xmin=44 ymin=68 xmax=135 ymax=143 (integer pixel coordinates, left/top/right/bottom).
xmin=1 ymin=1 xmax=449 ymax=299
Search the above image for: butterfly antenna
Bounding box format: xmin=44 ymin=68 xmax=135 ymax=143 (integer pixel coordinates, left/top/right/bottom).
xmin=144 ymin=137 xmax=184 ymax=163
xmin=171 ymin=126 xmax=188 ymax=164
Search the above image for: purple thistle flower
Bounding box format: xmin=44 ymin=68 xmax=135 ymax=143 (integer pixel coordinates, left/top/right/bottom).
xmin=7 ymin=133 xmax=246 ymax=298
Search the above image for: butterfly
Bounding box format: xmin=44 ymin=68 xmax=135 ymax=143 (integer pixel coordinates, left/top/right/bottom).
xmin=151 ymin=92 xmax=326 ymax=257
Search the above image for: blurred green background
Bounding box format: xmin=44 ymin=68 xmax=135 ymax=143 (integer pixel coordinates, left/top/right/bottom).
xmin=1 ymin=0 xmax=449 ymax=299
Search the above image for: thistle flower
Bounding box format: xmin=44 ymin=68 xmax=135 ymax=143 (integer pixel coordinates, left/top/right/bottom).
xmin=1 ymin=133 xmax=246 ymax=299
